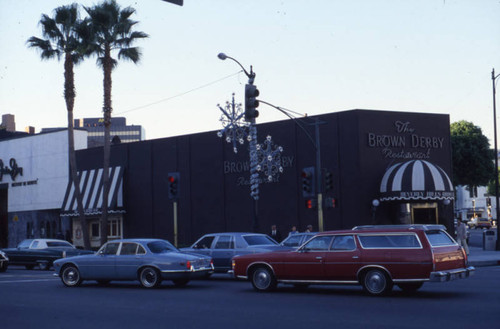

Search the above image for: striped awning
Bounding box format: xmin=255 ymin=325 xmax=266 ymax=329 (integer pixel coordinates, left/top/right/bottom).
xmin=61 ymin=166 xmax=125 ymax=216
xmin=379 ymin=160 xmax=454 ymax=201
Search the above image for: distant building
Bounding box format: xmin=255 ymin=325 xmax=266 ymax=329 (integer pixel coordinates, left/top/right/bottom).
xmin=41 ymin=117 xmax=145 ymax=148
xmin=1 ymin=114 xmax=16 ymax=132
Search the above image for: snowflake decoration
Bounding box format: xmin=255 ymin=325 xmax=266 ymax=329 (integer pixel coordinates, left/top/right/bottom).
xmin=217 ymin=93 xmax=249 ymax=153
xmin=256 ymin=135 xmax=284 ymax=182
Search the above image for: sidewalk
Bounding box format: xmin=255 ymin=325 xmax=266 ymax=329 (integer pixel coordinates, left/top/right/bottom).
xmin=467 ymin=246 xmax=500 ymax=267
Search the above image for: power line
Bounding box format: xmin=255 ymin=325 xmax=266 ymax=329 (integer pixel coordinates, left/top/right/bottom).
xmin=115 ymin=70 xmax=242 ymax=115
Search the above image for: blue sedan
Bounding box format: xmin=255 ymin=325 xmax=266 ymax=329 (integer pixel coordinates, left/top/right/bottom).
xmin=53 ymin=239 xmax=213 ymax=288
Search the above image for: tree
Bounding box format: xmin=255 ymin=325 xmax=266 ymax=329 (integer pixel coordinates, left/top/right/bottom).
xmin=27 ymin=4 xmax=92 ymax=250
xmin=84 ymin=0 xmax=148 ymax=245
xmin=487 ymin=168 xmax=500 ymax=196
xmin=451 ymin=121 xmax=495 ymax=189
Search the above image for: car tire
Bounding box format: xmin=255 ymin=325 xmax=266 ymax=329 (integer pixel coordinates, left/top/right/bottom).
xmin=251 ymin=266 xmax=277 ymax=292
xmin=172 ymin=278 xmax=189 ymax=287
xmin=61 ymin=265 xmax=83 ymax=287
xmin=397 ymin=282 xmax=423 ymax=293
xmin=38 ymin=261 xmax=51 ymax=271
xmin=139 ymin=267 xmax=162 ymax=288
xmin=362 ymin=269 xmax=393 ymax=296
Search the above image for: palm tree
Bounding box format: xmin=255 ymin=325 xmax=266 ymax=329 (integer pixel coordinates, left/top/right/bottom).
xmin=27 ymin=4 xmax=92 ymax=250
xmin=84 ymin=0 xmax=148 ymax=245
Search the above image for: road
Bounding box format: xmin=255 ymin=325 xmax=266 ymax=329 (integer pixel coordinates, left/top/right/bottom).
xmin=1 ymin=265 xmax=499 ymax=329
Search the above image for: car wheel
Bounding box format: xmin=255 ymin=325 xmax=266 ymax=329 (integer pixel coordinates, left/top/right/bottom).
xmin=61 ymin=265 xmax=82 ymax=287
xmin=38 ymin=261 xmax=51 ymax=271
xmin=251 ymin=266 xmax=277 ymax=292
xmin=139 ymin=267 xmax=161 ymax=288
xmin=172 ymin=278 xmax=189 ymax=287
xmin=397 ymin=282 xmax=423 ymax=293
xmin=362 ymin=269 xmax=393 ymax=296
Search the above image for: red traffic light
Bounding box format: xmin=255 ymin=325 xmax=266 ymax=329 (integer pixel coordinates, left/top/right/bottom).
xmin=168 ymin=176 xmax=176 ymax=183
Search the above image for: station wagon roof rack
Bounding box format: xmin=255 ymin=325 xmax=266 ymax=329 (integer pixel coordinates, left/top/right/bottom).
xmin=352 ymin=224 xmax=447 ymax=231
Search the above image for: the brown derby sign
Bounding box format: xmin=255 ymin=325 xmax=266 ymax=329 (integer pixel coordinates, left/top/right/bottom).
xmin=0 ymin=158 xmax=23 ymax=181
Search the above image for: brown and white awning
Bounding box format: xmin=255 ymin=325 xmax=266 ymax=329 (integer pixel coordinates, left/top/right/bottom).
xmin=61 ymin=166 xmax=125 ymax=216
xmin=379 ymin=160 xmax=453 ymax=201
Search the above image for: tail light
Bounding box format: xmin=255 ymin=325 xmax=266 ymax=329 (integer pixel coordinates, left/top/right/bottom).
xmin=460 ymin=246 xmax=468 ymax=264
xmin=186 ymin=261 xmax=191 ymax=269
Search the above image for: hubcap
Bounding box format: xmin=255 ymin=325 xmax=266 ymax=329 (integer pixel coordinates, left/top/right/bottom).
xmin=254 ymin=269 xmax=271 ymax=289
xmin=366 ymin=271 xmax=386 ymax=294
xmin=64 ymin=268 xmax=78 ymax=285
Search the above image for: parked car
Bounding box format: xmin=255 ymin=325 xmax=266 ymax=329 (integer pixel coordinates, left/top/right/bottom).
xmin=280 ymin=232 xmax=316 ymax=248
xmin=475 ymin=218 xmax=492 ymax=229
xmin=53 ymin=238 xmax=214 ymax=288
xmin=1 ymin=239 xmax=94 ymax=270
xmin=0 ymin=250 xmax=8 ymax=272
xmin=181 ymin=233 xmax=281 ymax=273
xmin=231 ymin=225 xmax=475 ymax=296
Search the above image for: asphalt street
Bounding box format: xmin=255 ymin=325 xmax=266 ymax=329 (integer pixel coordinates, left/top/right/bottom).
xmin=1 ymin=265 xmax=499 ymax=329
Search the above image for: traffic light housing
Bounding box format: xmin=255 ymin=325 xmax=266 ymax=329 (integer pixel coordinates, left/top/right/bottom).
xmin=245 ymin=84 xmax=259 ymax=121
xmin=167 ymin=172 xmax=180 ymax=200
xmin=324 ymin=170 xmax=333 ymax=191
xmin=324 ymin=197 xmax=336 ymax=209
xmin=301 ymin=167 xmax=315 ymax=198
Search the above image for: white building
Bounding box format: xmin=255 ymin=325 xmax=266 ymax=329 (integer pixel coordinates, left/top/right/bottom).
xmin=0 ymin=129 xmax=87 ymax=247
xmin=455 ymin=185 xmax=495 ymax=222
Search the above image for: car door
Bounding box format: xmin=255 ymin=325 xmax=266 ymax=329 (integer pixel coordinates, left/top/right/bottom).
xmin=115 ymin=243 xmax=147 ymax=279
xmin=211 ymin=235 xmax=235 ymax=271
xmin=323 ymin=235 xmax=361 ymax=281
xmin=279 ymin=235 xmax=333 ymax=280
xmin=80 ymin=242 xmax=120 ymax=279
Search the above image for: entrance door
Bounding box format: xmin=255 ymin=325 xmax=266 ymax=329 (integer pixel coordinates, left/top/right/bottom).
xmin=0 ymin=185 xmax=7 ymax=248
xmin=411 ymin=203 xmax=438 ymax=224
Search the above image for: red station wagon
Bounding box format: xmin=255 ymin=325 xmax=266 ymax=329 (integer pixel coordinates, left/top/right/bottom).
xmin=231 ymin=225 xmax=475 ymax=296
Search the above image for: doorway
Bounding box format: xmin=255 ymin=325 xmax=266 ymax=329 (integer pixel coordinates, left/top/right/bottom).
xmin=411 ymin=203 xmax=438 ymax=224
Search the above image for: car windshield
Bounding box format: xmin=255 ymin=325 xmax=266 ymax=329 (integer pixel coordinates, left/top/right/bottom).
xmin=243 ymin=235 xmax=278 ymax=246
xmin=281 ymin=235 xmax=303 ymax=247
xmin=18 ymin=240 xmax=33 ymax=249
xmin=147 ymin=240 xmax=178 ymax=253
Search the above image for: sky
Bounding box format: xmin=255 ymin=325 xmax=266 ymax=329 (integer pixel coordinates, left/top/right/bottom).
xmin=1 ymin=0 xmax=500 ymax=143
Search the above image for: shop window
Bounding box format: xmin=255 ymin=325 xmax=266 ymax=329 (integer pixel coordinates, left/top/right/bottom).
xmin=90 ymin=219 xmax=122 ymax=239
xmin=91 ymin=222 xmax=100 ymax=238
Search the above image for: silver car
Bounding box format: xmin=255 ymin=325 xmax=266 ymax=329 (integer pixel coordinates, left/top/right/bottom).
xmin=53 ymin=239 xmax=213 ymax=288
xmin=181 ymin=233 xmax=281 ymax=273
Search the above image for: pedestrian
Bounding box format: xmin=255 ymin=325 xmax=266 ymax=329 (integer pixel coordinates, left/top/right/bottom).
xmin=289 ymin=225 xmax=298 ymax=236
xmin=305 ymin=225 xmax=313 ymax=232
xmin=456 ymin=219 xmax=469 ymax=256
xmin=269 ymin=224 xmax=282 ymax=242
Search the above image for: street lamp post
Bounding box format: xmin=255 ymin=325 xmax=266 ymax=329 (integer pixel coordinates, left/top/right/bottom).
xmin=218 ymin=53 xmax=260 ymax=232
xmin=491 ymin=68 xmax=500 ymax=250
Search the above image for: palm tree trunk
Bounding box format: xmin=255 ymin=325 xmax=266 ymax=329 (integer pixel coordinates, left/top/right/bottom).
xmin=64 ymin=53 xmax=91 ymax=250
xmin=100 ymin=44 xmax=113 ymax=246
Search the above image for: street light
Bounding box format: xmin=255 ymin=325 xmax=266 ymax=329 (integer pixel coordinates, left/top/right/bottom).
xmin=491 ymin=68 xmax=500 ymax=250
xmin=218 ymin=52 xmax=259 ymax=232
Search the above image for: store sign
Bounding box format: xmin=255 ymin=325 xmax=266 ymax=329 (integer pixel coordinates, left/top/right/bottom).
xmin=0 ymin=158 xmax=23 ymax=181
xmin=367 ymin=121 xmax=445 ymax=160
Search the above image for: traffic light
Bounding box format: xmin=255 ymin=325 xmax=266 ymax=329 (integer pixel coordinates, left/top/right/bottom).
xmin=324 ymin=170 xmax=333 ymax=192
xmin=245 ymin=84 xmax=259 ymax=121
xmin=324 ymin=197 xmax=336 ymax=208
xmin=167 ymin=172 xmax=180 ymax=200
xmin=301 ymin=167 xmax=315 ymax=198
xmin=305 ymin=198 xmax=317 ymax=209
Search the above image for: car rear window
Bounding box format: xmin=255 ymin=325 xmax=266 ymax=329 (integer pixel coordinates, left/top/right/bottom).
xmin=424 ymin=230 xmax=456 ymax=246
xmin=243 ymin=235 xmax=277 ymax=246
xmin=358 ymin=234 xmax=421 ymax=248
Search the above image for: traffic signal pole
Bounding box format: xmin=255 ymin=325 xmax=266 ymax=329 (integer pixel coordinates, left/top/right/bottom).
xmin=314 ymin=119 xmax=324 ymax=232
xmin=173 ymin=201 xmax=178 ymax=247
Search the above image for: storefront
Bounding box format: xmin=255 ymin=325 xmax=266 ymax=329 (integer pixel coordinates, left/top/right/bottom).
xmin=0 ymin=129 xmax=87 ymax=248
xmin=68 ymin=109 xmax=455 ymax=247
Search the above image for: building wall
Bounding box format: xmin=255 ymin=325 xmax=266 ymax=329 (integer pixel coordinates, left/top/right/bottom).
xmin=73 ymin=109 xmax=454 ymax=246
xmin=0 ymin=130 xmax=87 ymax=247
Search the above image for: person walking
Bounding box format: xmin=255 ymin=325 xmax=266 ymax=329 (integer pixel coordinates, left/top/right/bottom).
xmin=456 ymin=219 xmax=470 ymax=256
